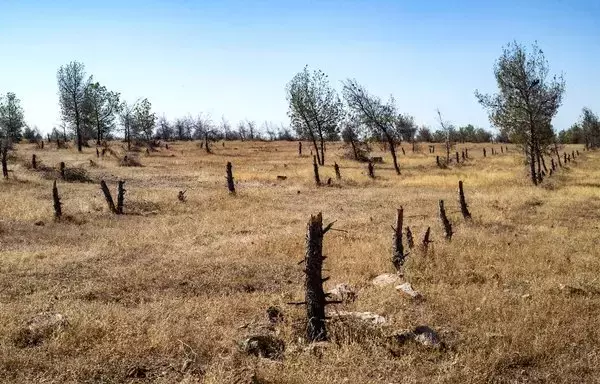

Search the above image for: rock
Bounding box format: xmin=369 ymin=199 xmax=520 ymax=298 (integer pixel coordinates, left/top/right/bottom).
xmin=396 ymin=282 xmax=423 ymax=299
xmin=391 ymin=325 xmax=443 ymax=349
xmin=413 ymin=326 xmax=441 ymax=347
xmin=372 ymin=273 xmax=401 ymax=287
xmin=240 ymin=335 xmax=285 ymax=360
xmin=12 ymin=312 xmax=68 ymax=348
xmin=333 ymin=311 xmax=386 ymax=325
xmin=327 ymin=283 xmax=356 ymax=303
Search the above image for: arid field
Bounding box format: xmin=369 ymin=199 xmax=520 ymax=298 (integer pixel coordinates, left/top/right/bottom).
xmin=0 ymin=140 xmax=599 ymax=383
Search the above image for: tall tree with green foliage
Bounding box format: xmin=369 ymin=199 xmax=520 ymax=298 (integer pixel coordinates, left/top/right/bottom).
xmin=57 ymin=61 xmax=91 ymax=152
xmin=475 ymin=41 xmax=565 ymax=185
xmin=85 ymin=82 xmax=121 ymax=144
xmin=119 ymin=100 xmax=137 ymax=150
xmin=286 ymin=66 xmax=343 ymax=165
xmin=0 ymin=92 xmax=26 ymax=143
xmin=579 ymin=107 xmax=600 ymax=149
xmin=133 ymin=98 xmax=156 ymax=142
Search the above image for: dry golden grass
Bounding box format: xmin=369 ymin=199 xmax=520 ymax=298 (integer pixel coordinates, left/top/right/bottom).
xmin=0 ymin=140 xmax=599 ymax=383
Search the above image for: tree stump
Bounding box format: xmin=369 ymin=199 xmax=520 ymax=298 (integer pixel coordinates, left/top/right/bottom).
xmin=458 ymin=180 xmax=471 ymax=219
xmin=52 ymin=180 xmax=62 ymax=219
xmin=32 ymin=154 xmax=37 ymax=170
xmin=226 ymin=162 xmax=235 ymax=193
xmin=116 ymin=181 xmax=126 ymax=214
xmin=483 ymin=148 xmax=487 ymax=157
xmin=59 ymin=162 xmax=65 ymax=179
xmin=439 ymin=200 xmax=453 ymax=240
xmin=392 ymin=208 xmax=406 ymax=271
xmin=298 ymin=141 xmax=302 ymax=156
xmin=100 ymin=180 xmax=117 ymax=213
xmin=1 ymin=147 xmax=8 ymax=179
xmin=367 ymin=161 xmax=375 ymax=178
xmin=334 ymin=162 xmax=341 ymax=179
xmin=305 ymin=213 xmax=328 ymax=341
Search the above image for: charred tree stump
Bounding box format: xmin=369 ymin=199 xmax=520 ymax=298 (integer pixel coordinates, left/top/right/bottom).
xmin=567 ymin=154 xmax=571 ymax=163
xmin=576 ymin=150 xmax=580 ymax=156
xmin=392 ymin=207 xmax=406 ymax=271
xmin=465 ymin=148 xmax=469 ymax=158
xmin=60 ymin=162 xmax=65 ymax=179
xmin=401 ymin=147 xmax=406 ymax=155
xmin=96 ymin=148 xmax=100 ymax=158
xmin=367 ymin=161 xmax=375 ymax=178
xmin=406 ymin=226 xmax=414 ymax=249
xmin=421 ymin=226 xmax=432 ymax=253
xmin=551 ymin=158 xmax=556 ymax=171
xmin=100 ymin=180 xmax=118 ymax=213
xmin=462 ymin=151 xmax=466 ymax=161
xmin=564 ymin=152 xmax=567 ymax=164
xmin=226 ymin=162 xmax=235 ymax=193
xmin=304 ymin=213 xmax=335 ymax=342
xmin=455 ymin=152 xmax=460 ymax=164
xmin=32 ymin=154 xmax=37 ymax=170
xmin=458 ymin=180 xmax=471 ymax=219
xmin=101 ymin=148 xmax=106 ymax=157
xmin=572 ymin=150 xmax=575 ymax=159
xmin=439 ymin=200 xmax=453 ymax=240
xmin=436 ymin=156 xmax=441 ymax=167
xmin=52 ymin=180 xmax=62 ymax=219
xmin=41 ymin=141 xmax=44 ymax=150
xmin=298 ymin=142 xmax=302 ymax=156
xmin=501 ymin=146 xmax=504 ymax=153
xmin=334 ymin=162 xmax=341 ymax=179
xmin=116 ymin=181 xmax=126 ymax=214
xmin=312 ymin=156 xmax=321 ymax=186
xmin=1 ymin=147 xmax=8 ymax=179
xmin=483 ymin=148 xmax=487 ymax=157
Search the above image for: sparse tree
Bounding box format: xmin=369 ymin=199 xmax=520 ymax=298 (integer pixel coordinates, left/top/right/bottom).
xmin=133 ymin=98 xmax=156 ymax=142
xmin=436 ymin=109 xmax=454 ymax=164
xmin=156 ymin=115 xmax=174 ymax=140
xmin=22 ymin=125 xmax=42 ymax=142
xmin=579 ymin=107 xmax=600 ymax=149
xmin=342 ymin=79 xmax=405 ymax=174
xmin=237 ymin=121 xmax=247 ymax=141
xmin=476 ymin=41 xmax=565 ymax=185
xmin=416 ymin=126 xmax=433 ymax=142
xmin=119 ymin=100 xmax=137 ymax=150
xmin=246 ymin=120 xmax=256 ymax=140
xmin=220 ymin=116 xmax=232 ymax=140
xmin=57 ymin=61 xmax=91 ymax=152
xmin=287 ymin=66 xmax=343 ymax=165
xmin=0 ymin=92 xmax=26 ymax=143
xmin=85 ymin=82 xmax=121 ymax=144
xmin=341 ymin=118 xmax=365 ymax=161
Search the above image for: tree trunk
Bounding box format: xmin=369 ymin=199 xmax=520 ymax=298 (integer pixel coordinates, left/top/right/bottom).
xmin=458 ymin=180 xmax=471 ymax=219
xmin=529 ymin=140 xmax=538 ymax=185
xmin=350 ymin=138 xmax=358 ymax=160
xmin=100 ymin=180 xmax=117 ymax=213
xmin=392 ymin=207 xmax=405 ymax=271
xmin=313 ymin=156 xmax=321 ymax=186
xmin=75 ymin=102 xmax=82 ymax=152
xmin=226 ymin=162 xmax=235 ymax=193
xmin=319 ymin=139 xmax=325 ymax=166
xmin=52 ymin=180 xmax=62 ymax=218
xmin=311 ymin=138 xmax=321 ymax=166
xmin=388 ymin=137 xmax=400 ymax=175
xmin=439 ymin=200 xmax=453 ymax=240
xmin=305 ymin=213 xmax=327 ymax=342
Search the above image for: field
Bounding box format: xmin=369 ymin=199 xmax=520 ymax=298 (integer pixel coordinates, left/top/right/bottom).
xmin=0 ymin=140 xmax=599 ymax=383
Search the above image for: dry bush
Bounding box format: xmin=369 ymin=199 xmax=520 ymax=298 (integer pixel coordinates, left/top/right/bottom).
xmin=119 ymin=154 xmax=143 ymax=167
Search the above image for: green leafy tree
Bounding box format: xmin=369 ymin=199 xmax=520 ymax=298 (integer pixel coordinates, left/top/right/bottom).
xmin=133 ymin=98 xmax=156 ymax=142
xmin=342 ymin=79 xmax=408 ymax=174
xmin=85 ymin=82 xmax=121 ymax=144
xmin=475 ymin=41 xmax=565 ymax=185
xmin=287 ymin=66 xmax=343 ymax=165
xmin=0 ymin=92 xmax=26 ymax=143
xmin=580 ymin=107 xmax=600 ymax=148
xmin=57 ymin=61 xmax=92 ymax=152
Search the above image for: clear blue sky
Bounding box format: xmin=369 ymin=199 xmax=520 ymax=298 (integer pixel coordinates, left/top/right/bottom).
xmin=1 ymin=0 xmax=599 ymax=134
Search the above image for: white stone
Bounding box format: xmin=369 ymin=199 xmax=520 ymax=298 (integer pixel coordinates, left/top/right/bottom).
xmin=395 ymin=282 xmax=422 ymax=299
xmin=372 ymin=273 xmax=401 ymax=287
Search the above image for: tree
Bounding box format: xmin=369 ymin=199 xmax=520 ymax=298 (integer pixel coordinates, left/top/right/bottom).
xmin=85 ymin=82 xmax=120 ymax=144
xmin=579 ymin=107 xmax=600 ymax=149
xmin=192 ymin=113 xmax=213 ymax=153
xmin=476 ymin=41 xmax=565 ymax=185
xmin=0 ymin=92 xmax=26 ymax=143
xmin=57 ymin=61 xmax=91 ymax=152
xmin=246 ymin=120 xmax=257 ymax=140
xmin=156 ymin=115 xmax=174 ymax=140
xmin=287 ymin=66 xmax=343 ymax=165
xmin=341 ymin=118 xmax=368 ymax=160
xmin=119 ymin=101 xmax=137 ymax=150
xmin=436 ymin=109 xmax=455 ymax=164
xmin=22 ymin=125 xmax=42 ymax=142
xmin=133 ymin=98 xmax=156 ymax=142
xmin=416 ymin=126 xmax=433 ymax=142
xmin=342 ymin=79 xmax=404 ymax=174
xmin=220 ymin=116 xmax=232 ymax=140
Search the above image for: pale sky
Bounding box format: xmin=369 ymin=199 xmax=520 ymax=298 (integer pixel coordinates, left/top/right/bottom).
xmin=1 ymin=0 xmax=599 ymax=134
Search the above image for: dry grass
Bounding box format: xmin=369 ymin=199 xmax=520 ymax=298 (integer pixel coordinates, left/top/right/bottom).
xmin=0 ymin=140 xmax=599 ymax=383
